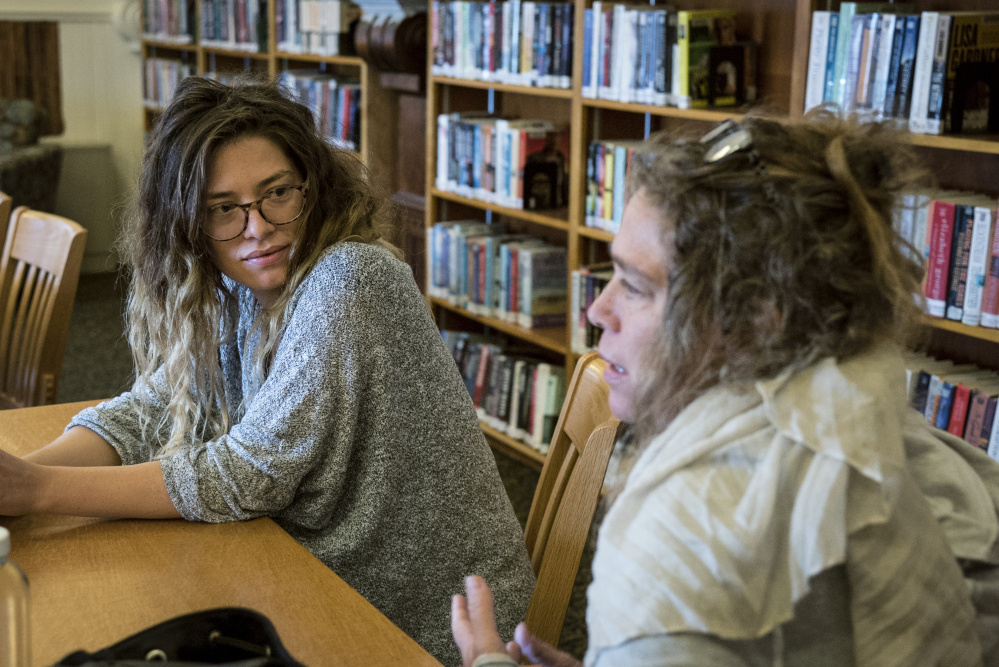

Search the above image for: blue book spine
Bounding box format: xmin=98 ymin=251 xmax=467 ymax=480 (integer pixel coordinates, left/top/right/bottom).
xmin=583 ymin=9 xmax=593 ymax=91
xmin=936 ymin=382 xmax=956 ymax=429
xmin=895 ymin=15 xmax=921 ymax=118
xmin=472 ymin=124 xmax=483 ymax=190
xmin=823 ymin=13 xmax=841 ymax=102
xmin=881 ymin=15 xmax=906 ymax=117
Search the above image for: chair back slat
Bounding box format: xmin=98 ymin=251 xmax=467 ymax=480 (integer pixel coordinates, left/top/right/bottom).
xmin=0 ymin=206 xmax=86 ymax=408
xmin=522 ymin=351 xmax=621 ymax=647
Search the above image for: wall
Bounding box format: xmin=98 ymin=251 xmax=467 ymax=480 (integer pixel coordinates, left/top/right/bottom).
xmin=0 ymin=0 xmax=143 ymax=273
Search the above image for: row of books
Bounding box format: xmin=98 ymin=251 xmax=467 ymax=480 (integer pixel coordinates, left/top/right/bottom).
xmin=805 ymin=4 xmax=999 ymax=135
xmin=142 ymin=58 xmax=197 ymax=109
xmin=583 ymin=5 xmax=757 ymax=110
xmin=428 ymin=223 xmax=568 ymax=329
xmin=585 ymin=138 xmax=641 ymax=234
xmin=430 ymin=1 xmax=574 ymax=89
xmin=279 ymin=69 xmax=361 ymax=151
xmin=275 ymin=0 xmax=360 ymax=56
xmin=443 ymin=331 xmax=566 ymax=453
xmin=200 ymin=0 xmax=268 ymax=52
xmin=907 ymin=354 xmax=999 ymax=461
xmin=143 ymin=0 xmax=194 ymax=43
xmin=435 ymin=112 xmax=569 ymax=211
xmin=569 ymin=263 xmax=611 ymax=355
xmin=897 ymin=191 xmax=999 ymax=327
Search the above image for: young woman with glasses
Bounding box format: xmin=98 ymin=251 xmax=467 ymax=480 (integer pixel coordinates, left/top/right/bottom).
xmin=451 ymin=113 xmax=999 ymax=667
xmin=0 ymin=76 xmax=534 ymax=665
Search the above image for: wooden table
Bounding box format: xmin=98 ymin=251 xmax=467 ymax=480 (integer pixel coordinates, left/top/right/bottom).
xmin=0 ymin=401 xmax=443 ymax=667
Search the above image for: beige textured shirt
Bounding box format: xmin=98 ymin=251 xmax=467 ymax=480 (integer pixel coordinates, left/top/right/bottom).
xmin=586 ymin=344 xmax=994 ymax=666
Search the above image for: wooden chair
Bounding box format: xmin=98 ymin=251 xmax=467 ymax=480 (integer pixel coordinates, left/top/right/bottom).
xmin=523 ymin=350 xmax=624 ymax=647
xmin=0 ymin=192 xmax=12 ymax=248
xmin=0 ymin=206 xmax=87 ymax=408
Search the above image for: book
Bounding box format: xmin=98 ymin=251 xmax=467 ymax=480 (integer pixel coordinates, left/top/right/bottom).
xmin=675 ymin=8 xmax=737 ymax=109
xmin=945 ymin=202 xmax=974 ymax=321
xmin=867 ymin=13 xmax=899 ymax=115
xmin=879 ymin=13 xmax=907 ymax=119
xmin=980 ymin=204 xmax=999 ymax=328
xmin=961 ymin=205 xmax=995 ymax=326
xmin=891 ymin=14 xmax=921 ymax=121
xmin=908 ymin=11 xmax=940 ymax=133
xmin=805 ymin=11 xmax=834 ymax=111
xmin=923 ymin=197 xmax=956 ymax=317
xmin=947 ymin=382 xmax=973 ymax=436
xmin=942 ymin=12 xmax=999 ymax=135
xmin=517 ymin=245 xmax=568 ymax=328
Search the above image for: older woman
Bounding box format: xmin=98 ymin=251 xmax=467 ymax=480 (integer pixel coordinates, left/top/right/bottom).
xmin=452 ymin=113 xmax=999 ymax=667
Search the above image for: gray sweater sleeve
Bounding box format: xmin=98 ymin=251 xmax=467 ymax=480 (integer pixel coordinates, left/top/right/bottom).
xmin=69 ymin=368 xmax=169 ymax=466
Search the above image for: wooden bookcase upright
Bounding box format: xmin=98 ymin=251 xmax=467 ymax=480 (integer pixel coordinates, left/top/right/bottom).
xmin=424 ymin=0 xmax=999 ymax=471
xmin=139 ymin=1 xmax=399 ymax=196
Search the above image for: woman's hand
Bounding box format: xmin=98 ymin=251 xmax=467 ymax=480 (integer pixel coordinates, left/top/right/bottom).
xmin=451 ymin=575 xmax=583 ymax=667
xmin=512 ymin=623 xmax=582 ymax=667
xmin=0 ymin=449 xmax=44 ymax=516
xmin=452 ymin=575 xmax=514 ymax=666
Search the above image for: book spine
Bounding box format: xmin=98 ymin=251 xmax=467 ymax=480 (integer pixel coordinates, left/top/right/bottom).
xmin=822 ymin=13 xmax=841 ymax=103
xmin=805 ymin=11 xmax=832 ymax=112
xmin=881 ymin=15 xmax=905 ymax=119
xmin=868 ymin=13 xmax=896 ymax=113
xmin=962 ymin=206 xmax=994 ymax=327
xmin=981 ymin=208 xmax=999 ymax=328
xmin=935 ymin=381 xmax=956 ymax=430
xmin=924 ymin=199 xmax=956 ymax=317
xmin=981 ymin=396 xmax=998 ymax=452
xmin=945 ymin=203 xmax=973 ymax=321
xmin=832 ymin=2 xmax=858 ymax=107
xmin=947 ymin=383 xmax=972 ymax=437
xmin=964 ymin=389 xmax=988 ymax=446
xmin=908 ymin=11 xmax=939 ymax=134
xmin=925 ymin=14 xmax=952 ymax=135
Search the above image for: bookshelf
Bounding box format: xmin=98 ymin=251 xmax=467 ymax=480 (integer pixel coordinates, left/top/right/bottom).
xmin=140 ymin=1 xmax=399 ymax=194
xmin=425 ymin=0 xmax=999 ymax=469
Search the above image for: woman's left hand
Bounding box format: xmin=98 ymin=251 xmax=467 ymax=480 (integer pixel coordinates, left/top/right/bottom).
xmin=0 ymin=448 xmax=42 ymax=516
xmin=451 ymin=575 xmax=518 ymax=667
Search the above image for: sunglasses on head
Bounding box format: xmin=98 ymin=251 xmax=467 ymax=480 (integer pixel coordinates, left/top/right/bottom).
xmin=698 ymin=119 xmax=778 ymax=205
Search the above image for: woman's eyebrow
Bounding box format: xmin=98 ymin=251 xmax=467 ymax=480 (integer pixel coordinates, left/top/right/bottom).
xmin=611 ymin=254 xmax=655 ymax=286
xmin=206 ymin=170 xmax=297 ymax=201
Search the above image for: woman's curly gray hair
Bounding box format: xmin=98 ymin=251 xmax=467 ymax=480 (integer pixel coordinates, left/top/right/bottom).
xmin=627 ymin=110 xmax=930 ymax=440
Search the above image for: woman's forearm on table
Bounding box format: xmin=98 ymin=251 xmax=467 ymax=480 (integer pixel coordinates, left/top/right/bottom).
xmin=24 ymin=426 xmax=123 ymax=467
xmin=34 ymin=460 xmax=181 ymax=519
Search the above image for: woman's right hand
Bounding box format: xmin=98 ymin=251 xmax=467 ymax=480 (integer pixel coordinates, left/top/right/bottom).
xmin=510 ymin=623 xmax=583 ymax=667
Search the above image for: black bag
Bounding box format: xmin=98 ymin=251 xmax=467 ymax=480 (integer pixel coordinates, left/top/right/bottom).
xmin=52 ymin=607 xmax=306 ymax=666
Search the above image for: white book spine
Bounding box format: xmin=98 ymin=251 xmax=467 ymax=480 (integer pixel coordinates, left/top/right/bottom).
xmin=924 ymin=14 xmax=951 ymax=136
xmin=807 ymin=12 xmax=831 ymax=110
xmin=436 ymin=114 xmax=450 ymax=191
xmin=963 ymin=207 xmax=994 ymax=327
xmin=869 ymin=14 xmax=897 ymax=114
xmin=908 ymin=11 xmax=939 ymax=134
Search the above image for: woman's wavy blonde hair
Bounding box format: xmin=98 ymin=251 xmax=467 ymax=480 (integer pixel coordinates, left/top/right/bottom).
xmin=626 ymin=110 xmax=931 ymax=442
xmin=119 ymin=75 xmax=394 ymax=456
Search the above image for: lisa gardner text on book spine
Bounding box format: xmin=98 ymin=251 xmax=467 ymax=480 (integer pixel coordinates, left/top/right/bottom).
xmin=0 ymin=526 xmax=30 ymax=667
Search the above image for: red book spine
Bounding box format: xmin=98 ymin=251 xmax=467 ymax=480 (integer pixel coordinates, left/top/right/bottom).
xmin=948 ymin=383 xmax=972 ymax=437
xmin=924 ymin=199 xmax=957 ymax=317
xmin=473 ymin=346 xmax=491 ymax=408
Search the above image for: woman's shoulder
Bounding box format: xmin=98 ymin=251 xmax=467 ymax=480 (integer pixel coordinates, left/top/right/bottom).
xmin=303 ymin=241 xmax=408 ymax=291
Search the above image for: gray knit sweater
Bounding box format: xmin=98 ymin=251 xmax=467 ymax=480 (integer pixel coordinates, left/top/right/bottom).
xmin=71 ymin=242 xmax=535 ymax=665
